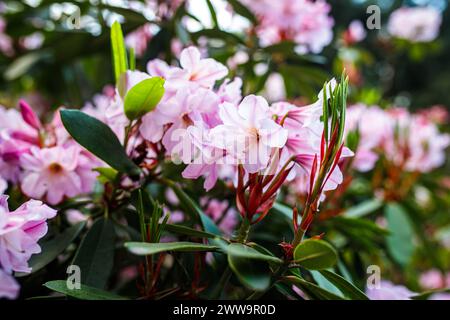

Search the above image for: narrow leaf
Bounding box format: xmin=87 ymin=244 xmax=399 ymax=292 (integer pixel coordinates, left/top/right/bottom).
xmin=110 ymin=21 xmax=128 ymax=82
xmin=125 ymin=241 xmax=218 ymax=255
xmin=44 ymin=280 xmax=127 ymax=300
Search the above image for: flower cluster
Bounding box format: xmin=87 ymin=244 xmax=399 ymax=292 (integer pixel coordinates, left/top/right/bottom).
xmin=346 ymin=104 xmax=450 ymax=173
xmin=0 ymin=195 xmax=57 ymax=299
xmin=242 ymin=0 xmax=334 ymax=53
xmin=387 ymin=6 xmax=442 ymax=43
xmin=0 ymin=101 xmax=101 ymax=205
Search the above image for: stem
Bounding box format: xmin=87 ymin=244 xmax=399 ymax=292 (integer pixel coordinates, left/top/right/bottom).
xmin=234 ymin=218 xmax=251 ymax=243
xmin=211 ymin=267 xmax=232 ymax=299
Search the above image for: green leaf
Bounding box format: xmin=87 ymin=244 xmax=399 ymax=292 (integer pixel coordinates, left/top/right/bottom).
xmin=125 ymin=241 xmax=219 ymax=255
xmin=124 ymin=77 xmax=165 ymax=120
xmin=226 ymin=243 xmax=282 ymax=264
xmin=283 ymin=276 xmax=345 ymax=300
xmin=318 ymin=270 xmax=369 ymax=300
xmin=110 ymin=21 xmax=128 ymax=83
xmin=228 ymin=252 xmax=272 ymax=291
xmin=293 ymin=239 xmax=337 ymax=270
xmin=44 ymin=280 xmax=127 ymax=300
xmin=385 ymin=203 xmax=415 ymax=266
xmin=16 ymin=222 xmax=86 ymax=277
xmin=227 ymin=0 xmax=257 ymax=24
xmin=343 ymin=198 xmax=383 ymax=218
xmin=164 ymin=224 xmax=219 ymax=239
xmin=60 ymin=109 xmax=140 ymax=176
xmin=94 ymin=167 xmax=118 ymax=184
xmin=72 ymin=218 xmax=115 ymax=289
xmin=411 ymin=288 xmax=450 ymax=300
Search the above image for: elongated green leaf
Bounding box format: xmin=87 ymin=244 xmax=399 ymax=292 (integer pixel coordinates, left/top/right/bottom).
xmin=226 ymin=243 xmax=282 ymax=264
xmin=293 ymin=239 xmax=337 ymax=270
xmin=318 ymin=270 xmax=369 ymax=300
xmin=385 ymin=203 xmax=415 ymax=266
xmin=283 ymin=276 xmax=345 ymax=300
xmin=164 ymin=224 xmax=218 ymax=239
xmin=411 ymin=288 xmax=450 ymax=300
xmin=125 ymin=241 xmax=218 ymax=255
xmin=228 ymin=253 xmax=271 ymax=291
xmin=124 ymin=77 xmax=165 ymax=120
xmin=110 ymin=21 xmax=128 ymax=82
xmin=310 ymin=270 xmax=343 ymax=297
xmin=227 ymin=0 xmax=257 ymax=24
xmin=344 ymin=198 xmax=383 ymax=218
xmin=72 ymin=218 xmax=115 ymax=289
xmin=60 ymin=109 xmax=140 ymax=176
xmin=44 ymin=280 xmax=127 ymax=300
xmin=16 ymin=222 xmax=86 ymax=277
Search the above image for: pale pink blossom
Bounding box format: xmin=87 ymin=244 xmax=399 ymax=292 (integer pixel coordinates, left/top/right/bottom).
xmin=19 ymin=146 xmax=93 ymax=205
xmin=366 ymin=280 xmax=415 ymax=300
xmin=345 ymin=104 xmax=392 ymax=172
xmin=167 ymin=46 xmax=228 ymax=91
xmin=388 ymin=7 xmax=442 ymax=43
xmin=345 ymin=20 xmax=366 ymax=44
xmin=125 ymin=24 xmax=153 ymax=57
xmin=0 ymin=195 xmax=56 ymax=299
xmin=384 ymin=109 xmax=450 ymax=172
xmin=242 ymin=0 xmax=334 ymax=53
xmin=210 ymin=95 xmax=288 ymax=173
xmin=419 ymin=269 xmax=447 ymax=290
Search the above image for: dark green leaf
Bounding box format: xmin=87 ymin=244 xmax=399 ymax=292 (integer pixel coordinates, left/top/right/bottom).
xmin=293 ymin=239 xmax=337 ymax=270
xmin=164 ymin=224 xmax=218 ymax=239
xmin=228 ymin=252 xmax=271 ymax=291
xmin=283 ymin=276 xmax=345 ymax=300
xmin=60 ymin=109 xmax=140 ymax=176
xmin=44 ymin=280 xmax=127 ymax=300
xmin=226 ymin=243 xmax=282 ymax=264
xmin=227 ymin=0 xmax=257 ymax=24
xmin=72 ymin=218 xmax=115 ymax=289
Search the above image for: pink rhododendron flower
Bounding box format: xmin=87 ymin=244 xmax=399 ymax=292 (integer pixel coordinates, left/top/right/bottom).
xmin=125 ymin=24 xmax=154 ymax=57
xmin=419 ymin=269 xmax=448 ymax=290
xmin=384 ymin=109 xmax=450 ymax=172
xmin=19 ymin=146 xmax=94 ymax=205
xmin=167 ymin=46 xmax=228 ymax=91
xmin=345 ymin=104 xmax=392 ymax=172
xmin=242 ymin=0 xmax=334 ymax=53
xmin=201 ymin=198 xmax=238 ymax=235
xmin=0 ymin=195 xmax=56 ymax=299
xmin=0 ymin=268 xmax=19 ymax=299
xmin=388 ymin=7 xmax=442 ymax=43
xmin=211 ymin=95 xmax=288 ymax=173
xmin=344 ymin=20 xmax=367 ymax=44
xmin=366 ymin=280 xmax=415 ymax=300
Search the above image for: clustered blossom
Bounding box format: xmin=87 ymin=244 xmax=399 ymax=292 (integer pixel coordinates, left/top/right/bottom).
xmin=345 ymin=104 xmax=450 ymax=173
xmin=387 ymin=6 xmax=442 ymax=43
xmin=83 ymin=46 xmax=350 ymax=224
xmin=0 ymin=195 xmax=57 ymax=299
xmin=0 ymin=101 xmax=102 ymax=205
xmin=242 ymin=0 xmax=334 ymax=53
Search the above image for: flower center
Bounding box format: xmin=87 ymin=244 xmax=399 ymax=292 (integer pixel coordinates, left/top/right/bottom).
xmin=48 ymin=163 xmax=63 ymax=174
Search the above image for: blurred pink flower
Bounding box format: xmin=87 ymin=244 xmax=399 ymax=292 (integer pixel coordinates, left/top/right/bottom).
xmin=0 ymin=17 xmax=13 ymax=56
xmin=388 ymin=7 xmax=442 ymax=43
xmin=201 ymin=198 xmax=238 ymax=235
xmin=366 ymin=280 xmax=415 ymax=300
xmin=419 ymin=269 xmax=447 ymax=290
xmin=242 ymin=0 xmax=334 ymax=53
xmin=344 ymin=20 xmax=366 ymax=44
xmin=125 ymin=24 xmax=154 ymax=57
